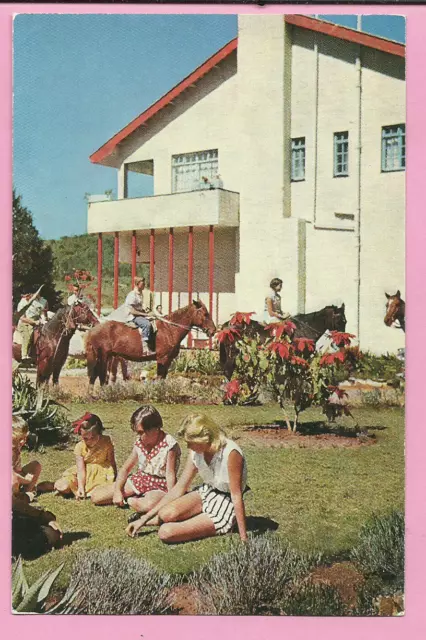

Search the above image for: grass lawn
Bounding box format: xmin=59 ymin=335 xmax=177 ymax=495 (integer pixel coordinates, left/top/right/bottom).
xmin=20 ymin=401 xmax=404 ymax=590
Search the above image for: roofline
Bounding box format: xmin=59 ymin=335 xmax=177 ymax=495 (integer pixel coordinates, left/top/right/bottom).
xmin=285 ymin=14 xmax=405 ymax=58
xmin=90 ymin=16 xmax=405 ymax=167
xmin=89 ymin=37 xmax=238 ymax=166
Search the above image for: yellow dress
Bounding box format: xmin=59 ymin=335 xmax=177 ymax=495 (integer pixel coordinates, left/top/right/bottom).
xmin=61 ymin=434 xmax=115 ymax=496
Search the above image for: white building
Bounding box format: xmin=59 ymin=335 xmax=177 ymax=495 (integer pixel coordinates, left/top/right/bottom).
xmin=88 ymin=15 xmax=405 ymax=353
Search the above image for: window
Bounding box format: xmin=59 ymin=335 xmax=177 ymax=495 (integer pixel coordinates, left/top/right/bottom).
xmin=291 ymin=137 xmax=305 ymax=181
xmin=382 ymin=124 xmax=405 ymax=172
xmin=334 ymin=132 xmax=349 ymax=177
xmin=172 ymin=149 xmax=218 ymax=193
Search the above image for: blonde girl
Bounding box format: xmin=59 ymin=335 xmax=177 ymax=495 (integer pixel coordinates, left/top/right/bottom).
xmin=126 ymin=414 xmax=248 ymax=544
xmin=12 ymin=416 xmax=41 ymax=499
xmin=54 ymin=413 xmax=117 ymax=499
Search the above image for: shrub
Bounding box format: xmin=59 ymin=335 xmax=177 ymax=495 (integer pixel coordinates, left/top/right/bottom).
xmin=190 ymin=534 xmax=319 ymax=615
xmin=353 ymin=352 xmax=404 ymax=383
xmin=281 ymin=580 xmax=349 ymax=616
xmin=65 ymin=549 xmax=172 ymax=615
xmin=12 ymin=558 xmax=79 ymax=614
xmin=12 ymin=373 xmax=70 ymax=447
xmin=351 ymin=511 xmax=404 ymax=589
xmin=171 ymin=349 xmax=221 ymax=376
xmin=64 ymin=357 xmax=86 ymax=370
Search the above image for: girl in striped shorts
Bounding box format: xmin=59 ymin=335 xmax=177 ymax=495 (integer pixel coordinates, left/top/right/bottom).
xmin=126 ymin=414 xmax=248 ymax=543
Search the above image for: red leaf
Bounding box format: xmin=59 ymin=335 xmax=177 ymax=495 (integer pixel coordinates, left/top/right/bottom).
xmin=267 ymin=341 xmax=291 ymax=360
xmin=290 ymin=355 xmax=309 ymax=367
xmin=216 ymin=327 xmax=241 ymax=344
xmin=293 ymin=337 xmax=315 ymax=353
xmin=265 ymin=321 xmax=296 ymax=339
xmin=224 ymin=379 xmax=241 ymax=400
xmin=64 ymin=275 xmax=71 ymax=281
xmin=230 ymin=311 xmax=255 ymax=326
xmin=330 ymin=331 xmax=355 ymax=347
xmin=319 ymin=351 xmax=346 ymax=366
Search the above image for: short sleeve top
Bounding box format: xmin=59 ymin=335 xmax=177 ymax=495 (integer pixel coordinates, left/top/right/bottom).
xmin=133 ymin=432 xmax=180 ymax=478
xmin=74 ymin=434 xmax=115 ymax=467
xmin=191 ymin=438 xmax=247 ymax=493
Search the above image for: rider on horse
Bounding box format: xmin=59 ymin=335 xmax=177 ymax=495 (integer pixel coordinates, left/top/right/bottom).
xmin=16 ymin=288 xmax=47 ymax=362
xmin=125 ymin=277 xmax=155 ymax=355
xmin=264 ymin=278 xmax=291 ymax=324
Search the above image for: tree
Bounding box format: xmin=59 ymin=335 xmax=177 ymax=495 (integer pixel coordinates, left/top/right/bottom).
xmin=12 ymin=190 xmax=60 ymax=310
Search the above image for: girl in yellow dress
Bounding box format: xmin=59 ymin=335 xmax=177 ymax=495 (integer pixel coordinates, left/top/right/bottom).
xmin=54 ymin=413 xmax=117 ymax=499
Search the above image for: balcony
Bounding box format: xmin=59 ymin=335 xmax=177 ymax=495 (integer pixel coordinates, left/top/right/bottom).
xmin=87 ymin=188 xmax=239 ymax=234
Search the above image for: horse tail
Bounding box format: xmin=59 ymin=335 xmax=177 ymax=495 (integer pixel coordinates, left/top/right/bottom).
xmin=85 ymin=333 xmax=99 ymax=383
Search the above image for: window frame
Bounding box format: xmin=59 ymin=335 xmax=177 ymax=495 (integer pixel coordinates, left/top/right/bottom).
xmin=333 ymin=131 xmax=349 ymax=178
xmin=381 ymin=124 xmax=406 ymax=173
xmin=171 ymin=149 xmax=219 ymax=193
xmin=291 ymin=137 xmax=306 ymax=182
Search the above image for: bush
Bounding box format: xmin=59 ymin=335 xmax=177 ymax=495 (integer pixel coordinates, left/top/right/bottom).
xmin=351 ymin=511 xmax=404 ymax=589
xmin=12 ymin=373 xmax=70 ymax=447
xmin=281 ymin=580 xmax=349 ymax=616
xmin=170 ymin=349 xmax=221 ymax=376
xmin=65 ymin=549 xmax=172 ymax=615
xmin=90 ymin=377 xmax=222 ymax=405
xmin=190 ymin=534 xmax=319 ymax=615
xmin=353 ymin=352 xmax=404 ymax=383
xmin=64 ymin=357 xmax=86 ymax=370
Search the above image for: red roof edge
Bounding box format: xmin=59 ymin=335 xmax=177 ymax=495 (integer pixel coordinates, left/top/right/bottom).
xmin=285 ymin=14 xmax=405 ymax=59
xmin=90 ymin=37 xmax=238 ymax=165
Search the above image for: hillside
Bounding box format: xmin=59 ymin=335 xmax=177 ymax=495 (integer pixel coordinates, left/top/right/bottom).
xmin=46 ymin=234 xmax=149 ymax=308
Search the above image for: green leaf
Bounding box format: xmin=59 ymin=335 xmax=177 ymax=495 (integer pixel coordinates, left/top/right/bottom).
xmin=37 ymin=563 xmax=64 ymax=605
xmin=14 ymin=569 xmax=54 ymax=613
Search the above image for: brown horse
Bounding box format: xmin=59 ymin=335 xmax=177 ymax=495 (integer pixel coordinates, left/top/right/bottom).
xmin=36 ymin=303 xmax=99 ymax=386
xmin=12 ymin=328 xmax=40 ymax=364
xmin=384 ymin=291 xmax=405 ymax=332
xmin=85 ymin=300 xmax=216 ymax=388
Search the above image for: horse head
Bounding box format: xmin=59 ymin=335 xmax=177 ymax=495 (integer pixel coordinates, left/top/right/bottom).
xmin=384 ymin=291 xmax=405 ymax=330
xmin=190 ymin=300 xmax=216 ymax=336
xmin=69 ymin=302 xmax=99 ymax=330
xmin=332 ymin=303 xmax=347 ymax=332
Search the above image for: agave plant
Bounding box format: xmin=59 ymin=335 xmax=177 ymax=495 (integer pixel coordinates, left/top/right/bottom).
xmin=12 ymin=557 xmax=80 ymax=614
xmin=12 ymin=373 xmax=70 ymax=446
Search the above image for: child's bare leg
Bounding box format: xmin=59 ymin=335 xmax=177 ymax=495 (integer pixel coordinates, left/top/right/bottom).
xmin=21 ymin=460 xmax=42 ymax=491
xmin=91 ymin=480 xmax=135 ymax=506
xmin=54 ymin=478 xmax=73 ymax=496
xmin=127 ymin=490 xmax=165 ymax=525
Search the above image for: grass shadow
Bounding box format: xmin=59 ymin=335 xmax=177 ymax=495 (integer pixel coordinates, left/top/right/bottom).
xmin=61 ymin=531 xmax=91 ymax=548
xmin=245 ymin=515 xmax=279 ymax=534
xmin=245 ymin=421 xmax=371 ymax=439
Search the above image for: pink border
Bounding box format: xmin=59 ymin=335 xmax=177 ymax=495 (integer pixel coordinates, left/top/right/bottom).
xmin=2 ymin=3 xmax=425 ymax=638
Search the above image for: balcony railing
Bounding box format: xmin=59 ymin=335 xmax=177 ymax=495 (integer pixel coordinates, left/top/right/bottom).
xmin=87 ymin=188 xmax=239 ymax=234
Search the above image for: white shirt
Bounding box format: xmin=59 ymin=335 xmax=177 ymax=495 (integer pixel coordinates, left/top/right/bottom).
xmin=191 ymin=438 xmax=247 ymax=493
xmin=125 ymin=288 xmax=152 ymax=322
xmin=67 ymin=293 xmax=79 ymax=306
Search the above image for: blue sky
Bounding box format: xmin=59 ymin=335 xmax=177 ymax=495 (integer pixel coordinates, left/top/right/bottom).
xmin=13 ymin=14 xmax=405 ymax=240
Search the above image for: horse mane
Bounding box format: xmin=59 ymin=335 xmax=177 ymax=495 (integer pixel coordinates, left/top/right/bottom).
xmin=41 ymin=306 xmax=72 ymax=335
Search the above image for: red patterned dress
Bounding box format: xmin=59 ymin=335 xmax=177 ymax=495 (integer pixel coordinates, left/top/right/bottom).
xmin=128 ymin=431 xmax=180 ymax=495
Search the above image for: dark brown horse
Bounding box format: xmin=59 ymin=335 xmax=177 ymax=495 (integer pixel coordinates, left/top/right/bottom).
xmin=85 ymin=300 xmax=216 ymax=388
xmin=36 ymin=303 xmax=99 ymax=386
xmin=220 ymin=304 xmax=347 ymax=380
xmin=384 ymin=291 xmax=405 ymax=332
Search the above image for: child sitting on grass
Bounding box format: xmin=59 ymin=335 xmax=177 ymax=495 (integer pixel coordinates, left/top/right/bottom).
xmin=54 ymin=412 xmax=117 ymax=499
xmin=12 ymin=416 xmax=41 ymax=501
xmin=91 ymin=405 xmax=180 ymax=520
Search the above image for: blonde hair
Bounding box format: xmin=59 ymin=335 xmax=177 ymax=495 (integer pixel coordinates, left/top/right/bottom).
xmin=12 ymin=416 xmax=29 ymax=448
xmin=134 ymin=276 xmax=145 ymax=288
xmin=177 ymin=414 xmax=227 ymax=453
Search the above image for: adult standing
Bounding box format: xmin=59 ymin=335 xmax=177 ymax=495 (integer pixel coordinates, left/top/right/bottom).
xmin=16 ymin=288 xmax=46 ymax=361
xmin=125 ymin=277 xmax=154 ymax=354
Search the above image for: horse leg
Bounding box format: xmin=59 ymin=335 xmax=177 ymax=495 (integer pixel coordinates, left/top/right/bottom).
xmin=98 ymin=352 xmax=109 ymax=386
xmin=156 ymin=361 xmax=170 ymax=379
xmin=120 ymin=358 xmax=131 ymax=381
xmin=109 ymin=356 xmax=118 ymax=384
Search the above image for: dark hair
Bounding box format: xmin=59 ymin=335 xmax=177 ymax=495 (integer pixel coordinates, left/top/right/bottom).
xmin=270 ymin=278 xmax=283 ymax=290
xmin=130 ymin=405 xmax=163 ymax=432
xmin=73 ymin=413 xmax=104 ymax=435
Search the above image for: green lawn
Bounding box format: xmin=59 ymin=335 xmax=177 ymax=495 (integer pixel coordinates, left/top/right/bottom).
xmin=20 ymin=402 xmax=404 ymax=589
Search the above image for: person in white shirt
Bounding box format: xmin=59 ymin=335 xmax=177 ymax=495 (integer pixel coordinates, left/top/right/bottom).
xmin=67 ymin=284 xmax=81 ymax=306
xmin=16 ymin=290 xmax=45 ymax=360
xmin=125 ymin=277 xmax=154 ymax=352
xmin=126 ymin=413 xmax=248 ymax=544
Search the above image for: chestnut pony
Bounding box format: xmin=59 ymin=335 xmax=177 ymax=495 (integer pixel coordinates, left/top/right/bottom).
xmin=384 ymin=291 xmax=405 ymax=332
xmin=85 ymin=300 xmax=216 ymax=388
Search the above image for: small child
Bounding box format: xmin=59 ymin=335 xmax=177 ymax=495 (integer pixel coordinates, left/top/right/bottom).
xmin=12 ymin=416 xmax=41 ymax=501
xmin=91 ymin=405 xmax=180 ymax=519
xmin=55 ymin=413 xmax=117 ymax=499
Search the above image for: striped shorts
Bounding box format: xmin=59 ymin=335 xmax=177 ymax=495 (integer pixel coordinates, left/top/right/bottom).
xmin=197 ymin=484 xmax=236 ymax=535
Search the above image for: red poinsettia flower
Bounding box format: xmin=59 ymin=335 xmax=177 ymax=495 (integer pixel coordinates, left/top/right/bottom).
xmin=290 ymin=355 xmax=309 ymax=367
xmin=319 ymin=351 xmax=346 ymax=366
xmin=216 ymin=327 xmax=241 ymax=344
xmin=266 ymin=341 xmax=291 ymax=360
xmin=330 ymin=331 xmax=355 ymax=347
xmin=242 ymin=354 xmax=250 ymax=362
xmin=64 ymin=275 xmax=71 ymax=281
xmin=293 ymin=337 xmax=315 ymax=354
xmin=265 ymin=321 xmax=296 ymax=339
xmin=229 ymin=312 xmax=255 ymax=326
xmin=224 ymin=379 xmax=241 ymax=400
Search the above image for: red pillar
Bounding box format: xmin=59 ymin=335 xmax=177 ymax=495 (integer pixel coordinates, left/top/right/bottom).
xmin=149 ymin=230 xmax=155 ymax=293
xmin=97 ymin=233 xmax=102 ymax=316
xmin=187 ymin=226 xmax=194 ymax=348
xmin=113 ymin=232 xmax=119 ymax=309
xmin=208 ymin=225 xmax=214 ymax=349
xmin=168 ymin=227 xmax=174 ymax=314
xmin=131 ymin=231 xmax=137 ymax=284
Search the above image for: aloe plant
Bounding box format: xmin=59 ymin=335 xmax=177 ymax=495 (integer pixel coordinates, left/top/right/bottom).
xmin=12 ymin=557 xmax=81 ymax=614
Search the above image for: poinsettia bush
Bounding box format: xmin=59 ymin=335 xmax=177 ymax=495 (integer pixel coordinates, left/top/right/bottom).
xmin=221 ymin=312 xmax=359 ymax=431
